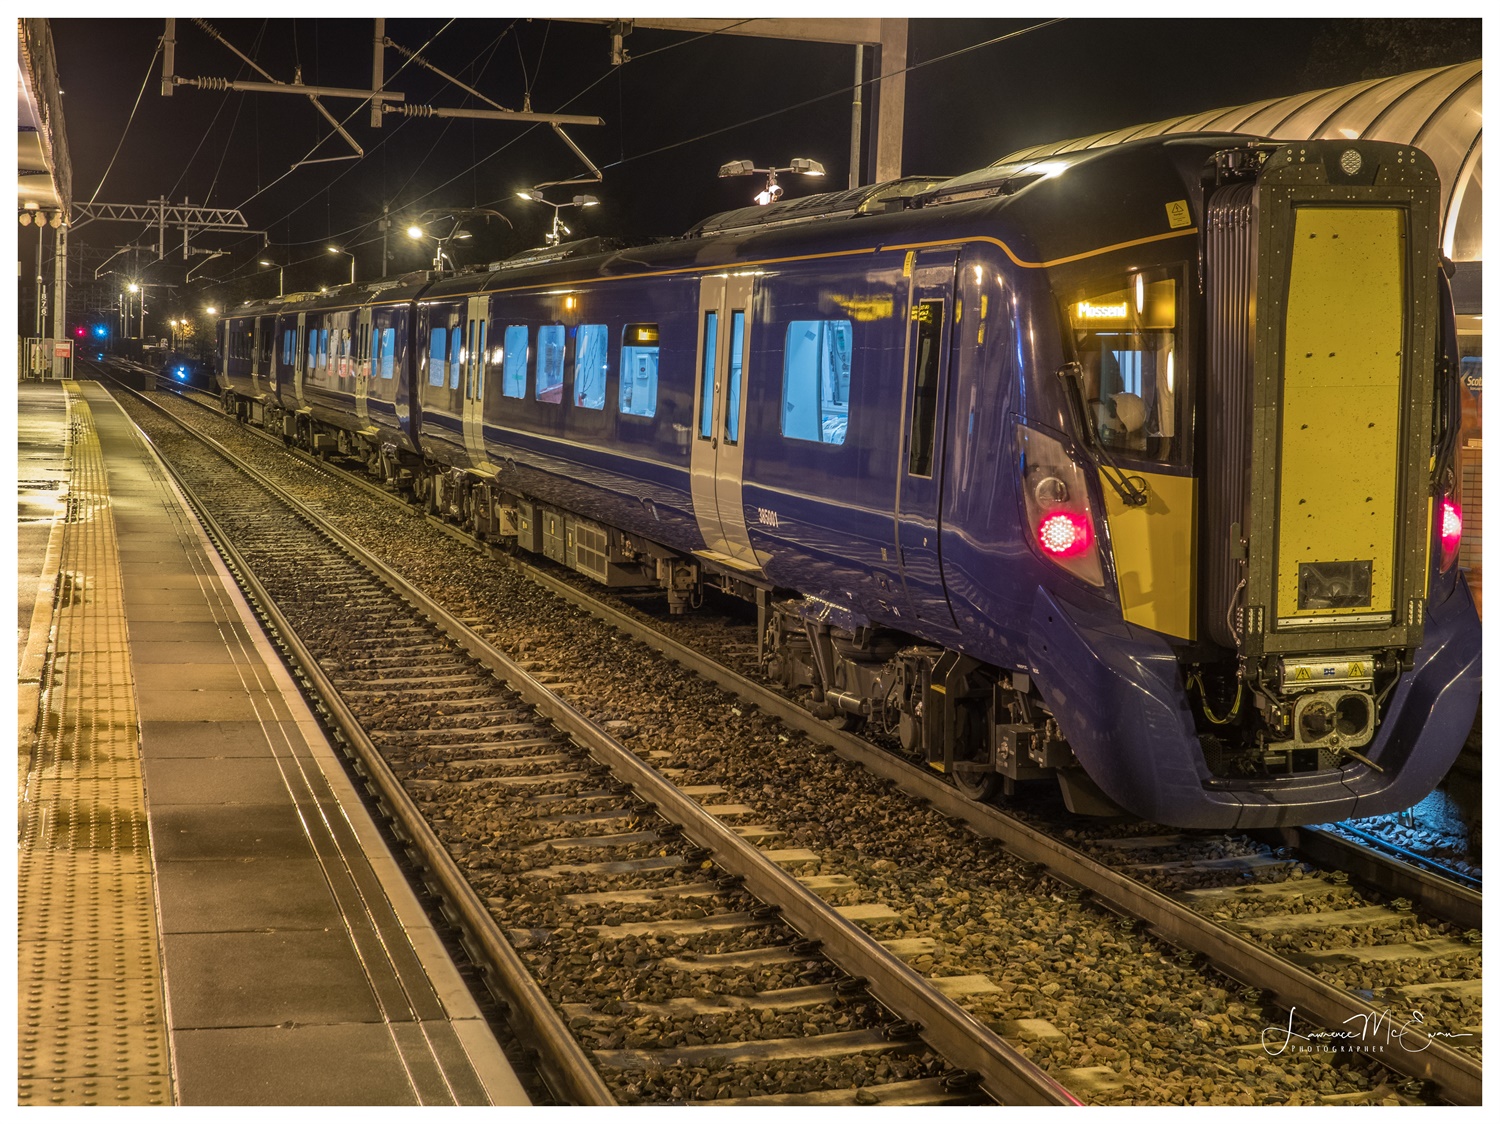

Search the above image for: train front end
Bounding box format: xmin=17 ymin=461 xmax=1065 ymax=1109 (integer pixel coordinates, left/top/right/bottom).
xmin=1030 ymin=139 xmax=1480 ymax=828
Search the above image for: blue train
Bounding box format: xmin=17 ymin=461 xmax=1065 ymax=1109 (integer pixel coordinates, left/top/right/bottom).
xmin=217 ymin=135 xmax=1480 ymax=829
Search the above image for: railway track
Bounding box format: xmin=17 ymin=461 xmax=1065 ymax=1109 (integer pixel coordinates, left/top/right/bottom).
xmin=106 ymin=371 xmax=1074 ymax=1107
xmin=107 ymin=366 xmax=1481 ymax=1105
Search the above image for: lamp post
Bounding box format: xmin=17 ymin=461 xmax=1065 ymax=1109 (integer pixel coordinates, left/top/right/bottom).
xmin=404 ymin=208 xmax=511 ymax=272
xmin=258 ymin=259 xmax=284 ymax=296
xmin=516 ymin=190 xmax=600 ymax=247
xmin=718 ymin=157 xmax=827 ymax=205
xmin=327 ymin=245 xmax=355 ymax=285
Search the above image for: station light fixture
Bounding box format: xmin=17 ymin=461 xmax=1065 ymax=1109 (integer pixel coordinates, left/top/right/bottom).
xmin=718 ymin=158 xmax=826 ymax=206
xmin=258 ymin=258 xmax=284 ymax=296
xmin=327 ymin=245 xmax=355 ymax=284
xmin=516 ymin=188 xmax=601 ymax=247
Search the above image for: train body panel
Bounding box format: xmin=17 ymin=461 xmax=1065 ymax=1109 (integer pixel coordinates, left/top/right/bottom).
xmin=214 ymin=134 xmax=1479 ymax=828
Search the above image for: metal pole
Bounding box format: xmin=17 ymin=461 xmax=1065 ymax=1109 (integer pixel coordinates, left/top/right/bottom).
xmin=849 ymin=46 xmax=864 ymax=191
xmin=35 ymin=224 xmax=46 ymax=337
xmin=380 ymin=204 xmax=389 ymax=278
xmin=52 ymin=222 xmax=68 ymax=375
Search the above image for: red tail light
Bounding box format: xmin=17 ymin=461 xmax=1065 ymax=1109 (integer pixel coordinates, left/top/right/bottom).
xmin=1038 ymin=511 xmax=1093 ymax=558
xmin=1017 ymin=423 xmax=1104 ymax=587
xmin=1439 ymin=496 xmax=1463 ymax=572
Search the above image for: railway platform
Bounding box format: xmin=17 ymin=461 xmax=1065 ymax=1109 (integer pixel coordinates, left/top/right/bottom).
xmin=16 ymin=377 xmax=530 ymax=1106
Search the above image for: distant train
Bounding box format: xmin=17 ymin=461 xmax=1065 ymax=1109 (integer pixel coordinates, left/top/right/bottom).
xmin=216 ymin=135 xmax=1480 ymax=829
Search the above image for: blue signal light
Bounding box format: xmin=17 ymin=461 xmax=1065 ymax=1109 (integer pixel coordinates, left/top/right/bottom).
xmin=176 ymin=367 xmax=187 ymax=380
xmin=93 ymin=325 xmax=108 ymax=338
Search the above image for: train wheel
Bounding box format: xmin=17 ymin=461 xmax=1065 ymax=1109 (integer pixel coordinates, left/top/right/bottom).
xmin=951 ymin=762 xmax=1002 ymax=802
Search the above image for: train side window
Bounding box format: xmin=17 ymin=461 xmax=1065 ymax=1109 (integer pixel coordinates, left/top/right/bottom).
xmin=281 ymin=328 xmax=294 ymax=367
xmin=536 ymin=324 xmax=565 ymax=403
xmin=502 ymin=325 xmax=529 ymax=398
xmin=380 ymin=328 xmax=396 ymax=379
xmin=725 ymin=310 xmax=746 ymax=444
xmin=574 ymin=324 xmax=608 ymax=409
xmin=318 ymin=329 xmax=330 ymax=373
xmin=698 ymin=311 xmax=719 ymax=438
xmin=619 ymin=323 xmax=659 ymax=418
xmin=307 ymin=328 xmax=318 ymax=372
xmin=782 ymin=319 xmax=852 ymax=445
xmin=1068 ymin=275 xmax=1181 ymax=463
xmin=448 ymin=326 xmax=462 ymax=390
xmin=429 ymin=327 xmax=448 ymax=387
xmin=907 ymin=300 xmax=943 ymax=476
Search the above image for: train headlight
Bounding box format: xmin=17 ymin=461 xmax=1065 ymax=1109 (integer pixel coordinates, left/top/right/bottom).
xmin=1439 ymin=496 xmax=1463 ymax=573
xmin=1017 ymin=423 xmax=1104 ymax=587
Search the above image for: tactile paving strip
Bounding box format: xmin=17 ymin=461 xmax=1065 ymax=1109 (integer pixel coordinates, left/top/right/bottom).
xmin=17 ymin=387 xmax=173 ymax=1106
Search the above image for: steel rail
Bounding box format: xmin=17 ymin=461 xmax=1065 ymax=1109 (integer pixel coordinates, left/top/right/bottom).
xmin=1259 ymin=825 xmax=1482 ymax=929
xmin=124 ymin=383 xmax=1078 ymax=1108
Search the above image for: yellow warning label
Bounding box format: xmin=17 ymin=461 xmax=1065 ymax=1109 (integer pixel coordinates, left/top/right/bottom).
xmin=1165 ymin=200 xmax=1192 ymax=229
xmin=1348 ymin=661 xmax=1366 ymax=678
xmin=1294 ymin=666 xmax=1312 ymax=681
xmin=903 ymin=251 xmax=915 ymax=277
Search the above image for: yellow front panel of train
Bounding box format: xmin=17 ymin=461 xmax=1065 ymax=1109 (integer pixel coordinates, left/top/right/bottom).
xmin=1276 ymin=206 xmax=1404 ymax=625
xmin=1104 ymin=471 xmax=1196 ymax=640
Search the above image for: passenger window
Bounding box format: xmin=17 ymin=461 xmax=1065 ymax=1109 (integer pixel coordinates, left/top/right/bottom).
xmin=318 ymin=329 xmax=329 ymax=373
xmin=619 ymin=323 xmax=659 ymax=418
xmin=1069 ymin=276 xmax=1181 ymax=463
xmin=536 ymin=325 xmax=565 ymax=402
xmin=782 ymin=319 xmax=852 ymax=445
xmin=307 ymin=329 xmax=318 ymax=372
xmin=698 ymin=311 xmax=718 ymax=438
xmin=429 ymin=327 xmax=447 ymax=387
xmin=380 ymin=328 xmax=396 ymax=379
xmin=725 ymin=310 xmax=745 ymax=444
xmin=448 ymin=327 xmax=462 ymax=390
xmin=574 ymin=325 xmax=608 ymax=410
xmin=502 ymin=325 xmax=528 ymax=398
xmin=282 ymin=329 xmax=294 ymax=366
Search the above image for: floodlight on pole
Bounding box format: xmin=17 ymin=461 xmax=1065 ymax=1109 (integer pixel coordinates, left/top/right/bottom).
xmin=327 ymin=245 xmax=355 ymax=285
xmin=516 ymin=188 xmax=601 ymax=247
xmin=718 ymin=157 xmax=826 ymax=205
xmin=258 ymin=258 xmax=284 ymax=296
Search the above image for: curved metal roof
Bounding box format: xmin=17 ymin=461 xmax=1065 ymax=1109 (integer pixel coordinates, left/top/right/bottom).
xmin=997 ymin=61 xmax=1481 ymax=262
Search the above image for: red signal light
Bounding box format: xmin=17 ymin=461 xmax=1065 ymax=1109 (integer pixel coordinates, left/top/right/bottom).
xmin=1439 ymin=497 xmax=1463 ymax=572
xmin=1038 ymin=511 xmax=1093 ymax=558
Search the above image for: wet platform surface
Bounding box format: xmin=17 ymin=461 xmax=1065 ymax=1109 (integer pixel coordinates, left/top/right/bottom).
xmin=16 ymin=378 xmax=529 ymax=1105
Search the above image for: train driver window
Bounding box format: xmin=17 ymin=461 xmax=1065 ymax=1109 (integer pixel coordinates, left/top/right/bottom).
xmin=502 ymin=325 xmax=529 ymax=398
xmin=536 ymin=324 xmax=566 ymax=403
xmin=574 ymin=325 xmax=608 ymax=410
xmin=782 ymin=319 xmax=852 ymax=445
xmin=1068 ymin=275 xmax=1180 ymax=463
xmin=619 ymin=324 xmax=659 ymax=418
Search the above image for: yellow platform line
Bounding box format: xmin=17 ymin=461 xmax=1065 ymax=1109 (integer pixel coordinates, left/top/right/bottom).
xmin=17 ymin=385 xmax=174 ymax=1106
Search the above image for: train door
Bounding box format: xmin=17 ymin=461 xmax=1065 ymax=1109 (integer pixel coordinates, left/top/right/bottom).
xmin=690 ymin=274 xmax=763 ymax=572
xmin=895 ymin=248 xmax=960 ymax=629
xmin=292 ymin=312 xmax=308 ymax=411
xmin=461 ymin=295 xmax=492 ymax=469
xmin=252 ymin=315 xmax=273 ymax=398
xmin=354 ymin=307 xmax=374 ymax=427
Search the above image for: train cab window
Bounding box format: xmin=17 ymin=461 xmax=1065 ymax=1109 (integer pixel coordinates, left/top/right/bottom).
xmin=1069 ymin=275 xmax=1181 ymax=463
xmin=574 ymin=324 xmax=608 ymax=409
xmin=619 ymin=323 xmax=659 ymax=418
xmin=502 ymin=325 xmax=529 ymax=398
xmin=698 ymin=311 xmax=719 ymax=438
xmin=379 ymin=327 xmax=397 ymax=379
xmin=536 ymin=324 xmax=565 ymax=403
xmin=429 ymin=327 xmax=448 ymax=387
xmin=782 ymin=319 xmax=852 ymax=445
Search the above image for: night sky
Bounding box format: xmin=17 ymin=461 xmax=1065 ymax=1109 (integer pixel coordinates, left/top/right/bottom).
xmin=47 ymin=16 xmax=1480 ymax=315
